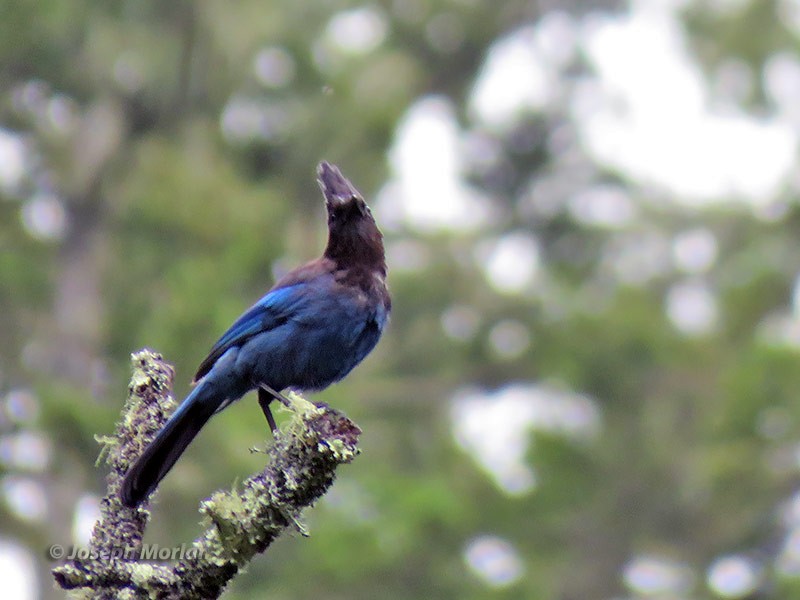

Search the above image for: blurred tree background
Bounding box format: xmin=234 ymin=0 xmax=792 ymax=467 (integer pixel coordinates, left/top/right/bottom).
xmin=4 ymin=0 xmax=800 ymax=598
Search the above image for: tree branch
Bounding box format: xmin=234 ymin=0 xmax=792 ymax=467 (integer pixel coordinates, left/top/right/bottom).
xmin=53 ymin=349 xmax=362 ymax=598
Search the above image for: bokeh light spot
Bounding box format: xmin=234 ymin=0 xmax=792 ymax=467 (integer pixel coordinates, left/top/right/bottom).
xmin=20 ymin=193 xmax=67 ymax=241
xmin=326 ymin=7 xmax=388 ymax=55
xmin=488 ymin=320 xmax=530 ymax=359
xmin=0 ymin=539 xmax=37 ymax=600
xmin=2 ymin=477 xmax=47 ymax=522
xmin=253 ymin=47 xmax=296 ymax=88
xmin=72 ymin=494 xmax=101 ymax=545
xmin=707 ymin=555 xmax=761 ymax=598
xmin=665 ymin=279 xmax=718 ymax=336
xmin=672 ymin=228 xmax=718 ymax=273
xmin=623 ymin=555 xmax=693 ymax=595
xmin=464 ymin=535 xmax=524 ymax=587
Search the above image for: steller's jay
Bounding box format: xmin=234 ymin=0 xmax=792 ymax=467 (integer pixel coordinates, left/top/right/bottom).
xmin=120 ymin=162 xmax=390 ymax=507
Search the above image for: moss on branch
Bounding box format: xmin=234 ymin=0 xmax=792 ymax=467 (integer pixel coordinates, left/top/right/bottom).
xmin=53 ymin=349 xmax=361 ymax=599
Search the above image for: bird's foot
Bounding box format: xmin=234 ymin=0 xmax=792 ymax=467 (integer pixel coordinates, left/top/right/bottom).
xmin=257 ymin=387 xmax=279 ymax=434
xmin=258 ymin=384 xmax=293 ymax=408
xmin=257 ymin=386 xmax=322 ymax=433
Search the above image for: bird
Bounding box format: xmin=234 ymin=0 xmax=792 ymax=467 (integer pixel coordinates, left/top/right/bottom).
xmin=120 ymin=162 xmax=390 ymax=508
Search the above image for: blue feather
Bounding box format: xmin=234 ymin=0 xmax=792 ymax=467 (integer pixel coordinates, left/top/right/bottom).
xmin=120 ymin=162 xmax=390 ymax=507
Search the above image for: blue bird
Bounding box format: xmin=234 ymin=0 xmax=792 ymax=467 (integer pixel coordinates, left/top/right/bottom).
xmin=120 ymin=162 xmax=390 ymax=507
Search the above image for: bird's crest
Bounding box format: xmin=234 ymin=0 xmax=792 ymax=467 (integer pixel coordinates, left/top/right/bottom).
xmin=318 ymin=161 xmax=361 ymax=207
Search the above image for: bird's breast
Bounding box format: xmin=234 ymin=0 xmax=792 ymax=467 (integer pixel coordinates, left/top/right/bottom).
xmin=241 ymin=289 xmax=385 ymax=392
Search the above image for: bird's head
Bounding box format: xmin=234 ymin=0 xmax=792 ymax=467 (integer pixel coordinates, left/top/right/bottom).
xmin=318 ymin=161 xmax=386 ymax=274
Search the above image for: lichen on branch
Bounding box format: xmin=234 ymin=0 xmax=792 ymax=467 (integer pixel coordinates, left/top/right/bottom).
xmin=53 ymin=349 xmax=362 ymax=599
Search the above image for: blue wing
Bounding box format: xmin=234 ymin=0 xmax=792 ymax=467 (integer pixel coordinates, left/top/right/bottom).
xmin=193 ymin=283 xmax=312 ymax=381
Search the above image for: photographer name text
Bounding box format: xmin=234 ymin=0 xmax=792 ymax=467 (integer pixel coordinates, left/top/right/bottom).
xmin=48 ymin=543 xmax=203 ymax=562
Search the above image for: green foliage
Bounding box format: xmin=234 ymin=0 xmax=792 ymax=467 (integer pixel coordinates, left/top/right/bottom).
xmin=4 ymin=1 xmax=800 ymax=599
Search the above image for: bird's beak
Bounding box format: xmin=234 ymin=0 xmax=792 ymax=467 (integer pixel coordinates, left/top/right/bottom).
xmin=317 ymin=161 xmax=361 ymax=208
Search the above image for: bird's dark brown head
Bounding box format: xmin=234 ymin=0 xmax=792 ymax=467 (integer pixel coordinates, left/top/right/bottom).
xmin=318 ymin=161 xmax=386 ymax=275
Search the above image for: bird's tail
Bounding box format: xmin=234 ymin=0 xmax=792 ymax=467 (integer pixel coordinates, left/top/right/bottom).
xmin=119 ymin=379 xmax=221 ymax=508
